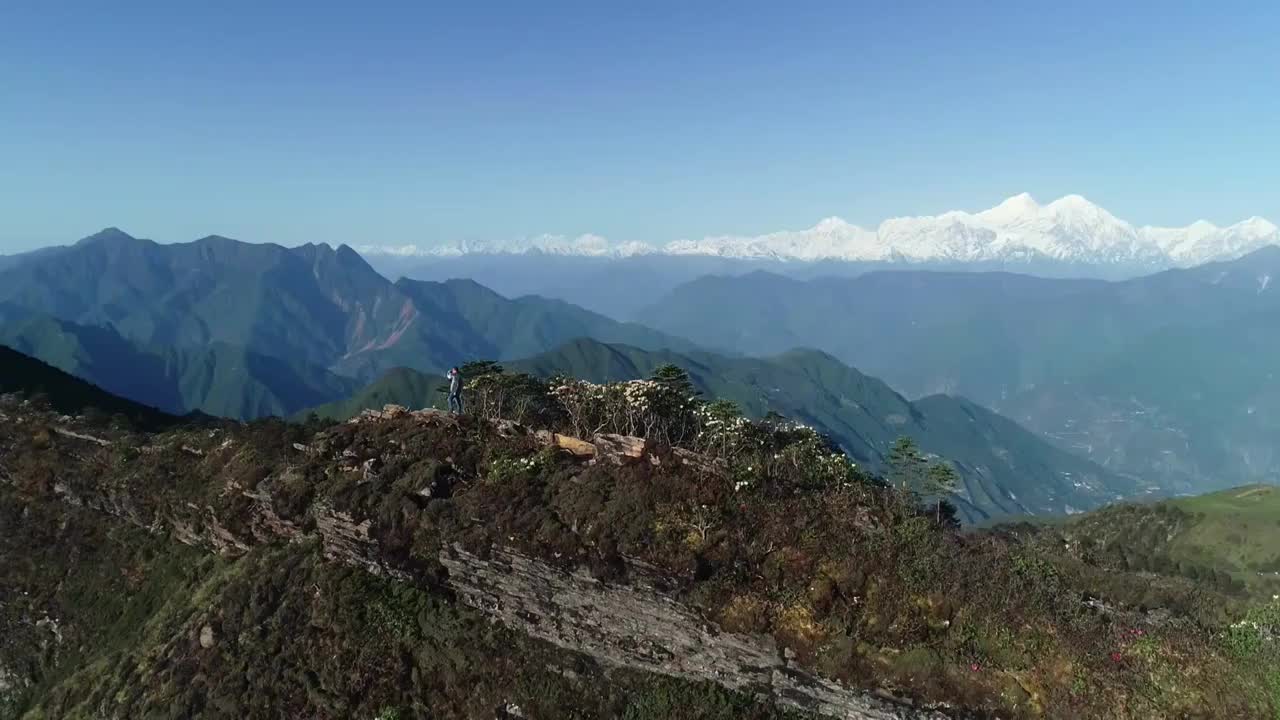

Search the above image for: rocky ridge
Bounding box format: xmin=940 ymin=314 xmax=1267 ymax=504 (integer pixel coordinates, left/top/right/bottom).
xmin=0 ymin=398 xmax=948 ymax=720
xmin=5 ymin=392 xmax=1271 ymax=719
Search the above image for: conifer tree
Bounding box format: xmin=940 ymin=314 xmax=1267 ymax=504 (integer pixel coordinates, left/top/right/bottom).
xmin=925 ymin=461 xmax=960 ymax=523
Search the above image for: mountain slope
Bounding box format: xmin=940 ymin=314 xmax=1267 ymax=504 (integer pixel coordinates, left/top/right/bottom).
xmin=0 ymin=245 xmax=69 ymax=273
xmin=0 ymin=315 xmax=360 ymax=419
xmin=0 ymin=229 xmax=421 ymax=375
xmin=0 ymin=345 xmax=177 ymax=429
xmin=1026 ymin=484 xmax=1280 ymax=599
xmin=395 ymin=278 xmax=698 ymax=360
xmin=311 ymin=338 xmax=1136 ymax=522
xmin=6 ymin=367 xmax=1273 ymax=719
xmin=0 ymin=230 xmax=698 ymax=415
xmin=400 ymin=254 xmax=758 ymax=320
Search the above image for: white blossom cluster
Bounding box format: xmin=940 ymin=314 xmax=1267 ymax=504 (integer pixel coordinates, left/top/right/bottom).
xmin=549 ymin=376 xmax=698 ymax=443
xmin=541 ymin=373 xmax=867 ymax=492
xmin=1230 ymin=595 xmax=1280 ymax=640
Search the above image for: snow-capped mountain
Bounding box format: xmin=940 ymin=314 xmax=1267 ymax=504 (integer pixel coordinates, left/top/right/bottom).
xmin=665 ymin=217 xmax=882 ymax=262
xmin=1141 ymin=216 xmax=1279 ymax=267
xmin=359 ymin=233 xmax=654 ymax=258
xmin=357 ymin=194 xmax=1279 ymax=269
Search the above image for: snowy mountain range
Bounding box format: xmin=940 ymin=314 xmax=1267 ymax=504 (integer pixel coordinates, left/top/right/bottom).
xmin=357 ymin=193 xmax=1279 ymax=269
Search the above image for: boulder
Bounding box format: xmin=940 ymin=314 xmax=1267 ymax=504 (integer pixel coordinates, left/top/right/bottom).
xmin=199 ymin=625 xmax=216 ymax=649
xmin=536 ymin=431 xmax=598 ymax=459
xmin=590 ymin=434 xmax=651 ymax=465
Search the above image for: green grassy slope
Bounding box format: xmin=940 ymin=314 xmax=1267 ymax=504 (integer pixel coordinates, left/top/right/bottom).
xmin=1036 ymin=484 xmax=1280 ymax=599
xmin=1169 ymin=485 xmax=1280 ymax=591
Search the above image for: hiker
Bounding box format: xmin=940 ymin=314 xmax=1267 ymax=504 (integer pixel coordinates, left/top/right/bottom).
xmin=445 ymin=366 xmax=463 ymax=414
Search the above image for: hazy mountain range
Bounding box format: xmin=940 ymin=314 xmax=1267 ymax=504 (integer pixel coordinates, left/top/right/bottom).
xmin=358 ymin=193 xmax=1278 ymax=269
xmin=638 ymin=247 xmax=1280 ymax=495
xmin=0 ymin=227 xmax=1149 ymax=524
xmin=5 ymin=224 xmax=1276 ymax=519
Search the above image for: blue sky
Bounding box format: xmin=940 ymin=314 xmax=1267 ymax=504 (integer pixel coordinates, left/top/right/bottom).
xmin=2 ymin=1 xmax=1277 ymax=252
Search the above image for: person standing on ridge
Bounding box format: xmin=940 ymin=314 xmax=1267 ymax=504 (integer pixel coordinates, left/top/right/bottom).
xmin=445 ymin=366 xmax=463 ymax=414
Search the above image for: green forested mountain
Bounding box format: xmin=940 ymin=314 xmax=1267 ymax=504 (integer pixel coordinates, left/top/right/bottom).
xmin=0 ymin=229 xmax=431 ymax=374
xmin=0 ymin=315 xmax=361 ymax=419
xmin=396 ymin=277 xmax=700 ymax=361
xmin=0 ymin=229 xmax=693 ymax=418
xmin=310 ymin=338 xmax=1138 ymax=522
xmin=638 ymin=248 xmax=1280 ymax=494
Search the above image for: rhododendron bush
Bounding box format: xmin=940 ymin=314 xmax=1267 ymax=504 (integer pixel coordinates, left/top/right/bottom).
xmin=458 ymin=362 xmax=867 ymax=492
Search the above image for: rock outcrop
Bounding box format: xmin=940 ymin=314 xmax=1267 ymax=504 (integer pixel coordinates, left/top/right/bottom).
xmin=440 ymin=543 xmax=949 ymax=720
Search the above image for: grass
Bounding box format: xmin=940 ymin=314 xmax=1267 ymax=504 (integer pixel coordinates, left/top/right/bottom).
xmin=1170 ymin=485 xmax=1280 ymax=576
xmin=1045 ymin=484 xmax=1280 ymax=599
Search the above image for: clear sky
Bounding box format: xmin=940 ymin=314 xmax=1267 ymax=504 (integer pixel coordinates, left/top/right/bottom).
xmin=2 ymin=0 xmax=1277 ymax=252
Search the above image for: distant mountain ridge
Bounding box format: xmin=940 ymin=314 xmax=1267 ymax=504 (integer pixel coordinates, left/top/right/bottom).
xmin=637 ymin=247 xmax=1280 ymax=495
xmin=357 ymin=193 xmax=1278 ymax=271
xmin=0 ymin=229 xmax=696 ymax=418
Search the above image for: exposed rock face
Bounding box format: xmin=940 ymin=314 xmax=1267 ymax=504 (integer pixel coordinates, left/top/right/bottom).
xmin=588 ymin=433 xmax=653 ymax=465
xmin=440 ymin=543 xmax=949 ymax=720
xmin=3 ymin=403 xmax=950 ymax=720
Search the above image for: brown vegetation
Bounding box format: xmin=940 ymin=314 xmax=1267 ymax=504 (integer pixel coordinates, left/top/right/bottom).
xmin=2 ymin=390 xmax=1278 ymax=719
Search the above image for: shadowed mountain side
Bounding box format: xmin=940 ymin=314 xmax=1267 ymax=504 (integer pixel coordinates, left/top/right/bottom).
xmin=0 ymin=345 xmax=178 ymax=430
xmin=1 ymin=315 xmax=360 ymax=419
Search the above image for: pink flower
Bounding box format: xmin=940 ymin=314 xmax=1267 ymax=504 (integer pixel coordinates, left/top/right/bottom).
xmin=1110 ymin=652 xmax=1123 ymax=663
xmin=970 ymin=663 xmax=980 ymax=672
